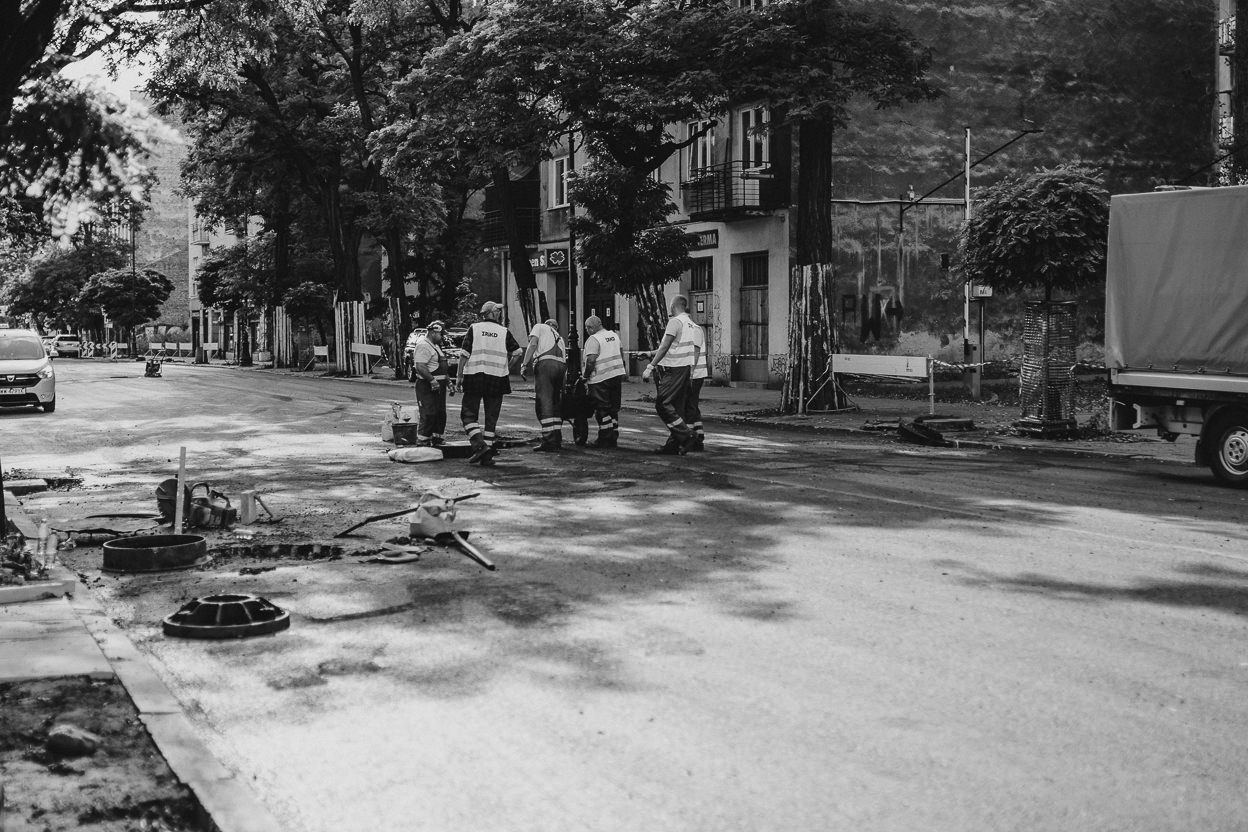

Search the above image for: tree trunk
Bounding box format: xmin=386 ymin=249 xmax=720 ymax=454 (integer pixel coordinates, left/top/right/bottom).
xmin=492 ymin=167 xmax=538 ymax=331
xmin=782 ymin=116 xmax=842 ymax=414
xmin=633 ymin=282 xmax=667 ymax=351
xmin=384 ymin=226 xmax=410 ymax=379
xmin=1234 ymin=0 xmax=1248 ymax=184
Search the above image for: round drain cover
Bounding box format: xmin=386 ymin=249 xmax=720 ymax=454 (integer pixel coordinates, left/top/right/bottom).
xmin=163 ymin=594 xmax=290 ymax=639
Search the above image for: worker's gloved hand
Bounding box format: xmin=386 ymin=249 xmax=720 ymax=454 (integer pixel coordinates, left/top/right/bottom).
xmin=642 ymin=363 xmax=654 ymax=382
xmin=430 ymin=380 xmax=440 ymax=391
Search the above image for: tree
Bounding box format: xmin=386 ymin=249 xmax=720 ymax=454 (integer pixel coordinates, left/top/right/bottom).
xmin=4 ymin=239 xmax=127 ymax=332
xmin=959 ymin=165 xmax=1109 ymax=301
xmin=0 ymin=0 xmax=201 ymax=231
xmin=282 ymin=281 xmax=333 ymax=345
xmin=78 ymin=266 xmax=173 ymax=352
xmin=411 ymin=0 xmax=934 ymax=379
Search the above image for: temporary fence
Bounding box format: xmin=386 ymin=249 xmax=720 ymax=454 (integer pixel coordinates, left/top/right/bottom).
xmin=333 ymin=300 xmax=368 ymax=375
xmin=831 ymin=353 xmax=936 ymax=415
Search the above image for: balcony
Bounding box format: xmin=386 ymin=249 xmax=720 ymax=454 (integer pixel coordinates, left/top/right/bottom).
xmin=191 ymin=218 xmax=210 ymax=245
xmin=1219 ymin=113 xmax=1235 ymax=149
xmin=481 ymin=208 xmax=541 ymax=249
xmin=1221 ymin=15 xmax=1236 ymax=56
xmin=680 ymin=162 xmax=784 ymax=221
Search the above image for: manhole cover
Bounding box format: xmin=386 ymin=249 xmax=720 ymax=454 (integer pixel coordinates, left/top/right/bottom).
xmin=163 ymin=594 xmax=290 ymax=639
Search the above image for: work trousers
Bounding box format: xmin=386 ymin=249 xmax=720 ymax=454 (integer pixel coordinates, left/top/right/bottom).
xmin=534 ymin=360 xmax=566 ymax=447
xmin=653 ymin=365 xmax=692 ymax=444
xmin=414 ymin=379 xmax=447 ymax=442
xmin=589 ymin=376 xmax=622 ymax=440
xmin=461 ymin=390 xmax=503 ymax=450
xmin=684 ymin=378 xmax=705 ymax=439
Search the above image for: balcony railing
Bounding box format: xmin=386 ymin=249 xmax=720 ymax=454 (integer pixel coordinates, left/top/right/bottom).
xmin=680 ymin=162 xmax=782 ymax=220
xmin=1220 ymin=15 xmax=1236 ymax=55
xmin=481 ymin=208 xmax=540 ymax=248
xmin=191 ymin=218 xmax=210 ymax=245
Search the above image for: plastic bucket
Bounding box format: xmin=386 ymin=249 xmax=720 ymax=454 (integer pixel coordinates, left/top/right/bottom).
xmin=392 ymin=422 xmax=421 ymax=446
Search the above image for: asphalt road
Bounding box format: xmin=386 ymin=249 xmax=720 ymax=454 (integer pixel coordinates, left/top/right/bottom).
xmin=6 ymin=360 xmax=1248 ymax=832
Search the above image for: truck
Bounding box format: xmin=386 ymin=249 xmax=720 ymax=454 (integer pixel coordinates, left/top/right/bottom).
xmin=1106 ymin=185 xmax=1248 ymax=486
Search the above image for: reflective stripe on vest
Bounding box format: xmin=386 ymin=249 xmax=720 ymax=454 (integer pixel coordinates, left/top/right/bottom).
xmin=462 ymin=321 xmax=511 ymax=376
xmin=658 ymin=314 xmax=697 ymax=367
xmin=587 ymin=330 xmax=625 ymax=382
xmin=689 ymin=323 xmax=708 ymax=379
xmin=533 ymin=323 xmax=566 ymax=363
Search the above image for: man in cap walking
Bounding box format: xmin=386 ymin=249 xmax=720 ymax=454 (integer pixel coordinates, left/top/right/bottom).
xmin=411 ymin=320 xmax=449 ymax=446
xmin=685 ymin=316 xmax=708 ymax=451
xmin=457 ymin=301 xmax=521 ymax=465
xmin=642 ymin=295 xmax=698 ymax=455
xmin=520 ymin=318 xmax=567 ymax=452
xmin=582 ymin=315 xmax=626 ymax=448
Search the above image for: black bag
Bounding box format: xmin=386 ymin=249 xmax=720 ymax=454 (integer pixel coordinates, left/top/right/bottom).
xmin=560 ymin=377 xmax=595 ymax=421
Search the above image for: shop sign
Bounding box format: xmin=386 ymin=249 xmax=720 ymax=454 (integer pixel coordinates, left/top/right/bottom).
xmin=689 ymin=230 xmax=719 ymax=251
xmin=530 ymin=247 xmax=570 ymax=271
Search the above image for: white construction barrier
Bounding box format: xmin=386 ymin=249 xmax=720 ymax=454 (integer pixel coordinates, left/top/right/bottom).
xmin=831 ymin=353 xmax=936 ymax=415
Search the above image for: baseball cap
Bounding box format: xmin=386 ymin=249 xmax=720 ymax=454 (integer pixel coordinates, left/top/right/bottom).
xmin=427 ymin=320 xmax=446 ymax=332
xmin=480 ymin=301 xmax=503 ymax=315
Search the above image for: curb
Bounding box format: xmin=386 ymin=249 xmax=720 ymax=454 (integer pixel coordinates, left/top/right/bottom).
xmin=2 ymin=487 xmax=284 ymax=832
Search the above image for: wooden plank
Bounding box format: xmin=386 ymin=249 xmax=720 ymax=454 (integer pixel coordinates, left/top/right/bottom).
xmin=831 ymin=353 xmax=929 ymax=379
xmin=350 ymin=342 xmax=383 ymax=357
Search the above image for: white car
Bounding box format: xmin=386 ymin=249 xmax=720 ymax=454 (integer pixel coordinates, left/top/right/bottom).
xmin=0 ymin=328 xmax=56 ymax=412
xmin=51 ymin=333 xmax=81 ymax=357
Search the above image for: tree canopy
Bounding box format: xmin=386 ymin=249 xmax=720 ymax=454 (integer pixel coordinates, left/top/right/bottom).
xmin=3 ymin=239 xmax=127 ymax=331
xmin=959 ymin=165 xmax=1110 ymax=298
xmin=79 ymin=265 xmax=173 ymax=336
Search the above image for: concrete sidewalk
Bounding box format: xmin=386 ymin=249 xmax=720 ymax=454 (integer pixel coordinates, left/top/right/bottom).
xmin=1 ymin=489 xmax=283 ymax=832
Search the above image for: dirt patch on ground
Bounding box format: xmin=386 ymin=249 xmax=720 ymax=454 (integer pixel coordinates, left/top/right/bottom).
xmin=0 ymin=676 xmax=204 ymax=832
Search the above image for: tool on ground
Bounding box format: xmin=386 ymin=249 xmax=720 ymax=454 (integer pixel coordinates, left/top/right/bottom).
xmin=336 ymin=492 xmax=493 ymax=570
xmin=188 ymin=483 xmax=238 ymax=528
xmin=145 ymin=357 xmax=163 ymax=377
xmin=238 ymin=490 xmax=276 ymax=524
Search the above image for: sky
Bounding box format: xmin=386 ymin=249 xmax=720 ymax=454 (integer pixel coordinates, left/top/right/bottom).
xmin=61 ymin=53 xmax=150 ymax=101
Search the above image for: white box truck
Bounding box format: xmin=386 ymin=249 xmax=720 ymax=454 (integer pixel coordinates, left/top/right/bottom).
xmin=1107 ymin=185 xmax=1248 ymax=485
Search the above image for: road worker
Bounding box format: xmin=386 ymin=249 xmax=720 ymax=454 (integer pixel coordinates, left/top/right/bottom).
xmin=582 ymin=315 xmax=626 ymax=449
xmin=411 ymin=320 xmax=449 ymax=446
xmin=641 ymin=295 xmax=698 ymax=454
xmin=685 ymin=316 xmax=707 ymax=451
xmin=520 ymin=318 xmax=567 ymax=452
xmin=457 ymin=301 xmax=522 ymax=465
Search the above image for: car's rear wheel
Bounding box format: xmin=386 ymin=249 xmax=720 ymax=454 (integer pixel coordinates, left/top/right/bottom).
xmin=41 ymin=399 xmax=56 ymax=413
xmin=1209 ymin=409 xmax=1248 ymax=486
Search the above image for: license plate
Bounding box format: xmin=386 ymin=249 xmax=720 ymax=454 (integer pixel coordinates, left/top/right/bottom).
xmin=0 ymin=388 xmax=26 ymax=395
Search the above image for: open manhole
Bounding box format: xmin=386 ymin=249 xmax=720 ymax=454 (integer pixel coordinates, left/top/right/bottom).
xmin=163 ymin=593 xmax=290 ymax=639
xmin=102 ymin=534 xmax=209 ymax=573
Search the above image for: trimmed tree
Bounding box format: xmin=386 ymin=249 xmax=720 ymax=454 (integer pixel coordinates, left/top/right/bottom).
xmin=78 ymin=267 xmax=174 ymax=355
xmin=959 ymin=164 xmax=1110 ymax=434
xmin=4 ymin=239 xmax=126 ymax=333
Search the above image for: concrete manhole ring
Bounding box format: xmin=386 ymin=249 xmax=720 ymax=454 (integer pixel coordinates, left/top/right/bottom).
xmin=101 ymin=534 xmax=210 ymax=574
xmin=162 ymin=593 xmax=291 ymax=639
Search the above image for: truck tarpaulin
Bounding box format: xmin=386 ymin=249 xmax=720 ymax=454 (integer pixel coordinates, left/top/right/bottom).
xmin=1106 ymin=186 xmax=1248 ymax=375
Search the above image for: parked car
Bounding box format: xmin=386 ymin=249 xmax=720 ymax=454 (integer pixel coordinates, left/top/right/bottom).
xmin=51 ymin=333 xmax=81 ymax=358
xmin=0 ymin=327 xmax=56 ymax=412
xmin=403 ymin=327 xmax=465 ymax=381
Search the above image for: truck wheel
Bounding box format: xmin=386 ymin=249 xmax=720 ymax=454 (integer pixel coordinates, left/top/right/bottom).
xmin=1209 ymin=412 xmax=1248 ymax=486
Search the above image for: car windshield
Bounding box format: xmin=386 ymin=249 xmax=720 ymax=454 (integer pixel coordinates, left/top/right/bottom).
xmin=0 ymin=336 xmax=46 ymax=360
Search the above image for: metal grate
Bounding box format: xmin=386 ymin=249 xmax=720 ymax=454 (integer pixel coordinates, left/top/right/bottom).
xmin=1018 ymin=301 xmax=1077 ymax=434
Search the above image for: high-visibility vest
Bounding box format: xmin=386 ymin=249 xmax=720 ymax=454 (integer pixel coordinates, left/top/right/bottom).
xmin=586 ymin=330 xmax=626 ymax=382
xmin=531 ymin=322 xmax=566 ymax=363
xmin=462 ymin=321 xmax=511 ymax=377
xmin=657 ymin=313 xmax=697 ymax=367
xmin=689 ymin=323 xmax=708 ymax=380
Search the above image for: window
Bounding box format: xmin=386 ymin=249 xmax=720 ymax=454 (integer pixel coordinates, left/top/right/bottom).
xmin=689 ymin=258 xmax=713 ymax=292
xmin=739 ymin=252 xmax=769 ymax=355
xmin=686 ymin=121 xmax=714 ymax=178
xmin=737 ymin=0 xmax=771 ymax=8
xmin=550 ymin=156 xmax=569 ymax=208
xmin=739 ymin=107 xmax=769 ymax=170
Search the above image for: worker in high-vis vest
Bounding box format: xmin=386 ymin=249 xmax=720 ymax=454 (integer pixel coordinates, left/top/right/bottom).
xmin=582 ymin=315 xmax=627 ymax=448
xmin=641 ymin=295 xmax=698 ymax=454
xmin=411 ymin=320 xmax=449 ymax=446
xmin=684 ymin=316 xmax=707 ymax=452
xmin=457 ymin=301 xmax=521 ymax=465
xmin=520 ymin=318 xmax=567 ymax=452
